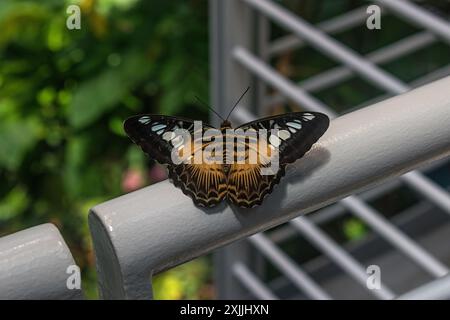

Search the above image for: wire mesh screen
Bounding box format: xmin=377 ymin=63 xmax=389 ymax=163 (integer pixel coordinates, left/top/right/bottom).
xmin=211 ymin=0 xmax=450 ymax=299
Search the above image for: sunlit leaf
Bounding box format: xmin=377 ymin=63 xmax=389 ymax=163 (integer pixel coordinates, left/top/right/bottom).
xmin=68 ymin=51 xmax=150 ymax=128
xmin=0 ymin=117 xmax=41 ymax=170
xmin=0 ymin=186 xmax=29 ymax=221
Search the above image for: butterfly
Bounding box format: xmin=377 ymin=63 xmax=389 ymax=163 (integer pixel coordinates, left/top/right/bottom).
xmin=124 ymin=111 xmax=330 ymax=208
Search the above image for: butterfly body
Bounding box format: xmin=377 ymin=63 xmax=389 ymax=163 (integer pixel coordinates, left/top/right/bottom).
xmin=124 ymin=112 xmax=329 ymax=208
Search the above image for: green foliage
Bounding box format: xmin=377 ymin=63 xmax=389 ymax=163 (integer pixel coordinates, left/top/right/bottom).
xmin=153 ymin=258 xmax=213 ymax=300
xmin=0 ymin=0 xmax=209 ymax=299
xmin=343 ymin=218 xmax=368 ymax=241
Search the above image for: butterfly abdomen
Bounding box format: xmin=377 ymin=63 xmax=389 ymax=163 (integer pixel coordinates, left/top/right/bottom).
xmin=221 ymin=122 xmax=235 ymax=166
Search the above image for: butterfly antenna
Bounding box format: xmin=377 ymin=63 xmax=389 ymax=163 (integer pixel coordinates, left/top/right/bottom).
xmin=225 ymin=86 xmax=250 ymax=121
xmin=195 ymin=95 xmax=225 ymax=122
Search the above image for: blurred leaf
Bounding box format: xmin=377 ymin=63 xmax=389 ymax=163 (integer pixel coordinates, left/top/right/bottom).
xmin=109 ymin=116 xmax=126 ymax=136
xmin=126 ymin=145 xmax=146 ymax=169
xmin=153 ymin=258 xmax=211 ymax=300
xmin=0 ymin=117 xmax=41 ymax=170
xmin=0 ymin=186 xmax=29 ymax=221
xmin=46 ymin=15 xmax=66 ymax=51
xmin=68 ymin=51 xmax=150 ymax=128
xmin=343 ymin=218 xmax=368 ymax=241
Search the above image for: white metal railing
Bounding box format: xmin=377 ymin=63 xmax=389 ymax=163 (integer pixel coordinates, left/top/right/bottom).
xmin=212 ymin=0 xmax=450 ymax=299
xmin=86 ymin=77 xmax=450 ymax=299
xmin=1 ymin=0 xmax=450 ymax=300
xmin=0 ymin=224 xmax=83 ymax=299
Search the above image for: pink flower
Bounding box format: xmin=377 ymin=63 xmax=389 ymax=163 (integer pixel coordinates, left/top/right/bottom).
xmin=122 ymin=168 xmax=145 ymax=192
xmin=149 ymin=164 xmax=167 ymax=183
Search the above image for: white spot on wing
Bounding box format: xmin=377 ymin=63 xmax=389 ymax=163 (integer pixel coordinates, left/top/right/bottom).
xmin=172 ymin=135 xmax=184 ymax=148
xmin=269 ymin=134 xmax=281 ymax=147
xmin=287 ymin=121 xmax=302 ymax=129
xmin=151 ymin=124 xmax=166 ymax=132
xmin=162 ymin=131 xmax=175 ymax=141
xmin=303 ymin=113 xmax=315 ymax=120
xmin=278 ymin=130 xmax=291 ymax=140
xmin=138 ymin=116 xmax=151 ymax=124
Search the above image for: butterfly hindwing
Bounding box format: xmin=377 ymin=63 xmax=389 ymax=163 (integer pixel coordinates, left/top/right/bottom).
xmin=226 ymin=145 xmax=286 ymax=208
xmin=168 ymin=163 xmax=228 ymax=207
xmin=227 ymin=112 xmax=329 ymax=208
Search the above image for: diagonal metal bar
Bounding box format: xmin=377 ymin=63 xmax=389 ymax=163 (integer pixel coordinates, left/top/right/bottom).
xmin=352 ymin=64 xmax=450 ymax=111
xmin=266 ymin=31 xmax=436 ymax=107
xmin=233 ymin=47 xmax=332 ymax=114
xmin=269 ymin=6 xmax=384 ymax=56
xmin=233 ymin=48 xmax=450 ymax=278
xmin=374 ymin=0 xmax=450 ymax=45
xmin=290 ymin=217 xmax=396 ymax=299
xmin=248 ymin=234 xmax=331 ymax=299
xmin=232 ymin=262 xmax=279 ymax=299
xmin=341 ymin=196 xmax=448 ymax=277
xmin=397 ymin=274 xmax=450 ymax=300
xmin=243 ymin=0 xmax=409 ymax=94
xmin=233 ymin=47 xmax=450 ymax=218
xmin=402 ymin=171 xmax=450 ymax=214
xmin=299 ymin=31 xmax=436 ymax=93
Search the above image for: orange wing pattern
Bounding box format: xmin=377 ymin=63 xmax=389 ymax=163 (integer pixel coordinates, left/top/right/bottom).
xmin=227 ymin=133 xmax=285 ymax=208
xmin=124 ymin=112 xmax=329 ymax=208
xmin=168 ymin=163 xmax=227 ymax=207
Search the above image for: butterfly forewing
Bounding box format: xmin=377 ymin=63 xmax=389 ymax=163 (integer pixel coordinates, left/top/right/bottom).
xmin=124 ymin=115 xmax=205 ymax=165
xmin=236 ymin=112 xmax=330 ymax=165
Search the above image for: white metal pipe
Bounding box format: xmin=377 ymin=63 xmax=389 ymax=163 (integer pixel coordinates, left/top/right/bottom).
xmin=239 ymin=1 xmax=450 ymax=216
xmin=0 ymin=224 xmax=83 ymax=299
xmin=397 ymin=274 xmax=450 ymax=300
xmin=233 ymin=47 xmax=332 ymax=114
xmin=299 ymin=32 xmax=436 ymax=93
xmin=290 ymin=217 xmax=396 ymax=299
xmin=89 ymin=76 xmax=450 ymax=299
xmin=232 ymin=262 xmax=279 ymax=299
xmin=341 ymin=196 xmax=448 ymax=277
xmin=234 ymin=47 xmax=450 ymax=277
xmin=374 ymin=0 xmax=450 ymax=45
xmin=269 ymin=6 xmax=381 ymax=56
xmin=248 ymin=234 xmax=330 ymax=299
xmin=402 ymin=171 xmax=450 ymax=214
xmin=351 ymin=64 xmax=450 ymax=111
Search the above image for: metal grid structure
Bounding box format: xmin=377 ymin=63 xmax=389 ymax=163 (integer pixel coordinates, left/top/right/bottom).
xmin=211 ymin=0 xmax=450 ymax=299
